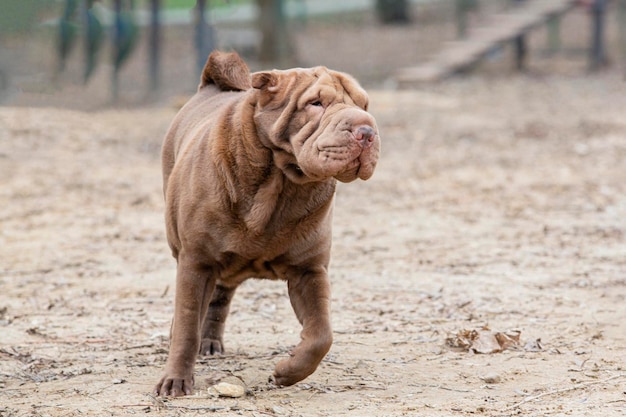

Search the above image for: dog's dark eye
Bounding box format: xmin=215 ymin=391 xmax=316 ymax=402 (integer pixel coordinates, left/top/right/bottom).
xmin=310 ymin=101 xmax=323 ymax=107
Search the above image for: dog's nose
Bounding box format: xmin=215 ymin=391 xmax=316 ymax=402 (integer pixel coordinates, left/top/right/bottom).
xmin=354 ymin=125 xmax=376 ymax=148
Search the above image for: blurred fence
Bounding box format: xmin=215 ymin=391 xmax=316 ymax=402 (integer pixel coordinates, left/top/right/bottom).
xmin=0 ymin=0 xmax=624 ymax=105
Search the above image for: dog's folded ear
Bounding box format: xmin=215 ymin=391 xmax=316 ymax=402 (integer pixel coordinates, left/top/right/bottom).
xmin=251 ymin=71 xmax=280 ymax=93
xmin=200 ymin=51 xmax=252 ymax=92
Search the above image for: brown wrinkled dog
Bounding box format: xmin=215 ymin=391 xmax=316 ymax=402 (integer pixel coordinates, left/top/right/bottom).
xmin=155 ymin=51 xmax=380 ymax=397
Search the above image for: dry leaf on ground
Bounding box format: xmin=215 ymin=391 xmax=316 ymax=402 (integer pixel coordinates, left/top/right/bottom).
xmin=446 ymin=329 xmax=521 ymax=354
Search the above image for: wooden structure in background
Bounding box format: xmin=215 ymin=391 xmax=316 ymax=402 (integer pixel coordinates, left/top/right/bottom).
xmin=396 ymin=0 xmax=578 ymax=85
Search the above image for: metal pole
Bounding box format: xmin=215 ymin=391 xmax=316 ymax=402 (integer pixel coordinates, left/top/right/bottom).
xmin=112 ymin=0 xmax=122 ymax=102
xmin=58 ymin=0 xmax=78 ymax=72
xmin=295 ymin=0 xmax=307 ymax=28
xmin=258 ymin=0 xmax=290 ymax=64
xmin=514 ymin=34 xmax=527 ymax=71
xmin=81 ymin=0 xmax=89 ymax=77
xmin=455 ymin=0 xmax=470 ymax=39
xmin=590 ymin=0 xmax=607 ymax=70
xmin=547 ymin=15 xmax=561 ymax=55
xmin=618 ymin=0 xmax=626 ymax=76
xmin=512 ymin=0 xmax=526 ymax=71
xmin=195 ymin=0 xmax=215 ymax=79
xmin=274 ymin=0 xmax=288 ymax=61
xmin=149 ymin=0 xmax=160 ymax=92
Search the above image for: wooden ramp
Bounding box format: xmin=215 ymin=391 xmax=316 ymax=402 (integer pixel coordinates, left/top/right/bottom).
xmin=396 ymin=0 xmax=577 ymax=85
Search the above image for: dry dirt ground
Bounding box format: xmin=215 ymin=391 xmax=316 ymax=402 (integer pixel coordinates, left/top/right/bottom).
xmin=1 ymin=71 xmax=626 ymax=417
xmin=1 ymin=6 xmax=626 ymax=416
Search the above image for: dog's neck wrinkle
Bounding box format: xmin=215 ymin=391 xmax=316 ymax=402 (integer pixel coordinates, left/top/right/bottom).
xmin=218 ymin=93 xmax=335 ymax=235
xmin=241 ymin=169 xmax=336 ymax=237
xmin=240 ymin=118 xmax=273 ymax=170
xmin=222 ymin=98 xmax=282 ymax=234
xmin=242 ymin=168 xmax=284 ymax=234
xmin=213 ymin=97 xmax=264 ymax=192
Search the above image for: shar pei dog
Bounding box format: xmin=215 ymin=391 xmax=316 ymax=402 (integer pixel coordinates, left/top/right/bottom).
xmin=155 ymin=51 xmax=381 ymax=397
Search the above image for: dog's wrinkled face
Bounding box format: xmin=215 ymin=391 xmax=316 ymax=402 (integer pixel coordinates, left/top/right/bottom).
xmin=251 ymin=67 xmax=380 ymax=184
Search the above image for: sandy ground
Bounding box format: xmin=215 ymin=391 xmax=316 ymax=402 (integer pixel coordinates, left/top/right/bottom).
xmin=1 ymin=4 xmax=626 ymax=417
xmin=2 ymin=70 xmax=626 ymax=416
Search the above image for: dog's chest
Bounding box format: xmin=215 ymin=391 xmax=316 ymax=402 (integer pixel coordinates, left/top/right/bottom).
xmin=213 ymin=211 xmax=332 ymax=283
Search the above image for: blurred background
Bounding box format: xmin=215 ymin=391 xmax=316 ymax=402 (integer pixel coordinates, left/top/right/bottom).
xmin=2 ymin=3 xmax=626 ymax=414
xmin=0 ymin=0 xmax=624 ymax=108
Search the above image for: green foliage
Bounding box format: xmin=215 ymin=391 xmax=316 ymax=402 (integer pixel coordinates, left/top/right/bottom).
xmin=135 ymin=0 xmax=252 ymax=10
xmin=57 ymin=0 xmax=78 ymax=71
xmin=162 ymin=0 xmax=200 ymax=8
xmin=84 ymin=8 xmax=104 ymax=81
xmin=375 ymin=0 xmax=410 ymax=24
xmin=0 ymin=0 xmax=56 ymax=34
xmin=113 ymin=11 xmax=139 ymax=71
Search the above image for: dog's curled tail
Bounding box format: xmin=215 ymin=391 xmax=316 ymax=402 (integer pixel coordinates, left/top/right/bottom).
xmin=199 ymin=51 xmax=252 ymax=92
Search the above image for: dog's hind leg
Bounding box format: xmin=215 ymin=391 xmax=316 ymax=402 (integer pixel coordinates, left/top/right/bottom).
xmin=199 ymin=283 xmax=237 ymax=355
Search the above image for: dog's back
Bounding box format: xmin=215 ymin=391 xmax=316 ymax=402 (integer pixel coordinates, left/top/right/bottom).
xmin=161 ymin=52 xmax=252 ymax=197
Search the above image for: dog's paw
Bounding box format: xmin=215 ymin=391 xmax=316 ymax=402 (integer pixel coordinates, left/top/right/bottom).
xmin=273 ymin=332 xmax=332 ymax=386
xmin=272 ymin=357 xmax=316 ymax=387
xmin=154 ymin=374 xmax=194 ymax=397
xmin=199 ymin=338 xmax=224 ymax=356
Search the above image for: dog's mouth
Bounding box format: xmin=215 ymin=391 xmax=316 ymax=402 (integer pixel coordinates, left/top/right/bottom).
xmin=334 ymin=154 xmax=373 ymax=183
xmin=322 ymin=143 xmax=377 ymax=182
xmin=288 ymin=142 xmax=377 ymax=183
xmin=288 ymin=127 xmax=379 ymax=183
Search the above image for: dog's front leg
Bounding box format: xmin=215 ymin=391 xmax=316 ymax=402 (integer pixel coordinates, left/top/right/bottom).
xmin=155 ymin=253 xmax=215 ymax=397
xmin=274 ymin=268 xmax=333 ymax=386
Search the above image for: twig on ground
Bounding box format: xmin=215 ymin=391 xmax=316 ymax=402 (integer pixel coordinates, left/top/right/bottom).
xmin=122 ymin=343 xmax=155 ymax=350
xmin=504 ymin=373 xmax=625 ymax=411
xmin=164 ymin=404 xmax=228 ymax=411
xmin=145 ymin=393 xmax=167 ymax=411
xmin=409 ymin=382 xmax=473 ymax=393
xmin=145 ymin=393 xmax=230 ymax=412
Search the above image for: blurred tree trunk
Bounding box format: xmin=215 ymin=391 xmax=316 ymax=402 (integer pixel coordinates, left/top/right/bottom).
xmin=376 ymin=0 xmax=411 ymax=24
xmin=257 ymin=0 xmax=293 ymax=64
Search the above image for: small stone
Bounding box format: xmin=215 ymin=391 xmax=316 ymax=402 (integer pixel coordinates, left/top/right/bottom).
xmin=208 ymin=382 xmax=245 ymax=398
xmin=481 ymin=372 xmax=501 ymax=384
xmin=272 ymin=405 xmax=286 ymax=415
